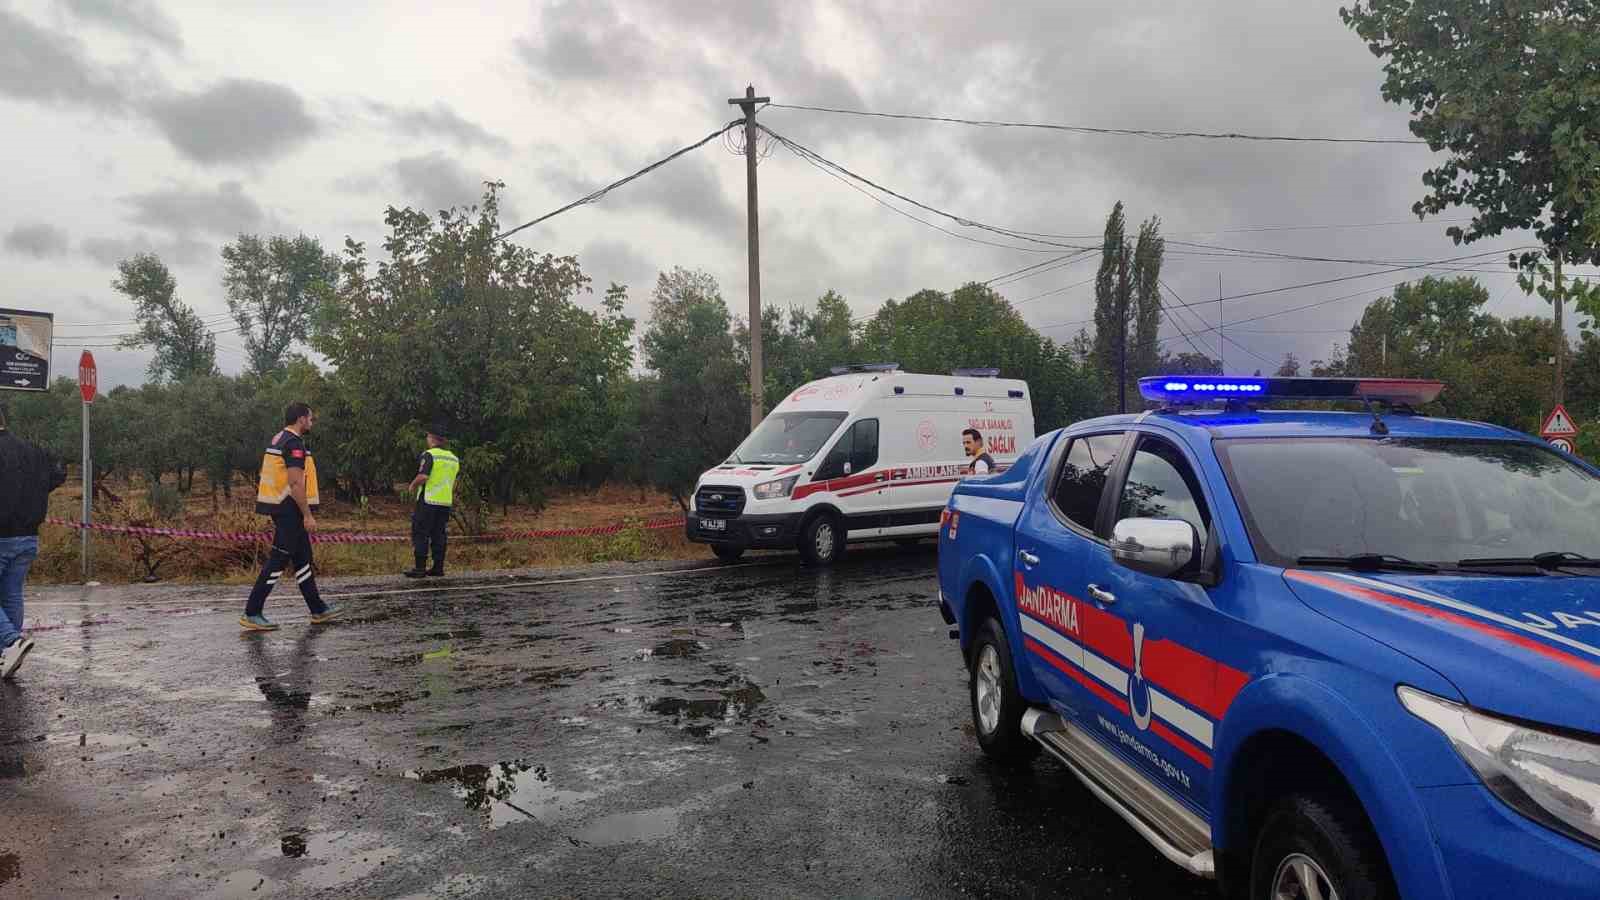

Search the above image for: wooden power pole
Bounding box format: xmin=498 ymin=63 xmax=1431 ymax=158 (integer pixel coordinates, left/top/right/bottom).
xmin=729 ymin=85 xmax=770 ymax=432
xmin=1554 ymin=250 xmax=1565 ymax=406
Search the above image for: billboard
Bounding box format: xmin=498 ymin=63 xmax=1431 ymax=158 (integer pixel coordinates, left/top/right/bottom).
xmin=0 ymin=307 xmax=53 ymax=391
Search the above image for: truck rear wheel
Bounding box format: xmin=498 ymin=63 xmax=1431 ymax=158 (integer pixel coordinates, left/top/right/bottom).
xmin=969 ymin=618 xmax=1038 ymax=765
xmin=798 ymin=513 xmax=845 ymax=566
xmin=1249 ymin=794 xmax=1393 ymax=900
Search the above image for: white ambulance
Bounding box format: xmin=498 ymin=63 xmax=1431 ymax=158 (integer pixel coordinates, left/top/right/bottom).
xmin=686 ymin=364 xmax=1036 ymax=565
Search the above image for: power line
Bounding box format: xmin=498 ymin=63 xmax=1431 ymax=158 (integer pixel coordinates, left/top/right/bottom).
xmin=984 ymin=250 xmax=1096 ymax=286
xmin=759 ymin=124 xmax=1096 ymax=253
xmin=494 ymin=120 xmax=744 ymax=242
xmin=55 ymin=312 xmax=233 ymax=329
xmin=767 ymin=102 xmax=1429 ymax=146
xmin=783 ymin=139 xmax=1065 ymax=256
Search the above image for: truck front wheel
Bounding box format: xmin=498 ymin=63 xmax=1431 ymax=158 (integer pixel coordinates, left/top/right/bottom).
xmin=969 ymin=618 xmax=1039 ymax=765
xmin=798 ymin=513 xmax=845 ymax=566
xmin=1250 ymin=794 xmax=1393 ymax=900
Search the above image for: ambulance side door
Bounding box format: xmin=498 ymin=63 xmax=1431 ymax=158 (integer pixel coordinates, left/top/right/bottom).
xmin=812 ymin=417 xmax=885 ymax=537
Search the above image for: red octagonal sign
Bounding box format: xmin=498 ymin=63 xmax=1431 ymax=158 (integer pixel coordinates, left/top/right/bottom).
xmin=78 ymin=350 xmax=97 ymax=404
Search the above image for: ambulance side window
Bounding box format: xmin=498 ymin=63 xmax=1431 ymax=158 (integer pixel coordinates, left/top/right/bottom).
xmin=816 ymin=427 xmax=853 ymax=479
xmin=849 ymin=419 xmax=879 ymax=473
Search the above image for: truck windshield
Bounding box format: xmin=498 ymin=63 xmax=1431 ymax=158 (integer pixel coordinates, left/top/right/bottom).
xmin=1215 ymin=438 xmax=1600 ymax=567
xmin=729 ymin=412 xmax=848 ymax=464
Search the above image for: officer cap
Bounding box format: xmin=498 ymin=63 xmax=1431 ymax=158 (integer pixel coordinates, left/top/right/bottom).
xmin=428 ymin=422 xmax=449 ymax=440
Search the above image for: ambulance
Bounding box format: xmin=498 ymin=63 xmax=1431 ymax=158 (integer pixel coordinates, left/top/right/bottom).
xmin=686 ymin=364 xmax=1036 ymax=565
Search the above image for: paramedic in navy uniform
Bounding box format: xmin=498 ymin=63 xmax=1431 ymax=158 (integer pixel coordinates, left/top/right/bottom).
xmin=240 ymin=402 xmax=339 ymax=631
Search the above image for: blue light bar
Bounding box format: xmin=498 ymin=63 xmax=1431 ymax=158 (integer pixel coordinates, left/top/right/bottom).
xmin=1140 ymin=376 xmax=1444 ymax=406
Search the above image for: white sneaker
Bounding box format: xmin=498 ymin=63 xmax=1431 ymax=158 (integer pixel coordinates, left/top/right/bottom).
xmin=1 ymin=638 xmax=35 ymax=679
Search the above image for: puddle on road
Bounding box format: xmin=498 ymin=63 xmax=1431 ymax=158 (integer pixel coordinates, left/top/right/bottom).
xmin=574 ymin=806 xmax=680 ymax=846
xmin=404 ymin=761 xmax=597 ymax=829
xmin=277 ymin=831 xmax=402 ymax=892
xmin=0 ymin=852 xmax=18 ymax=887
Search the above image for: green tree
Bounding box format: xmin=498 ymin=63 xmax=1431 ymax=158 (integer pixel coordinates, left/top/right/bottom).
xmin=315 ymin=183 xmax=635 ymax=510
xmin=1091 ymin=202 xmax=1130 ymax=405
xmin=856 ymin=282 xmax=1102 ymax=431
xmin=735 ymin=289 xmax=858 ymax=410
xmin=637 ymin=268 xmax=747 ymax=509
xmin=1129 ymin=216 xmax=1167 ymax=386
xmin=1344 ymin=277 xmax=1501 ymax=376
xmin=222 ymin=234 xmax=341 ymax=375
xmin=1340 ymin=1 xmax=1600 ymax=375
xmin=113 ymin=253 xmax=218 ymax=382
xmin=1275 ymin=353 xmax=1302 ymax=377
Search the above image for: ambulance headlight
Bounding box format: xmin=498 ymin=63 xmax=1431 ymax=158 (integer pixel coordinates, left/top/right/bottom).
xmin=1400 ymin=686 xmax=1600 ymax=849
xmin=753 ymin=475 xmax=800 ymax=500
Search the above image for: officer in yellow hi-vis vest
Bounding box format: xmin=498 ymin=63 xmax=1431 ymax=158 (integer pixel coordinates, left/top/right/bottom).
xmin=241 ymin=402 xmax=338 ymax=630
xmin=404 ymin=423 xmax=460 ymax=578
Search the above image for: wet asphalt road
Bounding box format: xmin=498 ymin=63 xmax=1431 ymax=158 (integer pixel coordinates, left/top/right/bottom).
xmin=3 ymin=546 xmax=1214 ymax=899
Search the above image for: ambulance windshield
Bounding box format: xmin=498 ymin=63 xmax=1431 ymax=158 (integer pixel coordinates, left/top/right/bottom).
xmin=730 ymin=412 xmax=848 ymax=464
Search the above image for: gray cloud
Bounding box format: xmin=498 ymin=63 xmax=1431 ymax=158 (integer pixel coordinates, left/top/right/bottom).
xmin=393 ymin=153 xmax=514 ymax=221
xmin=4 ymin=223 xmax=73 ymax=259
xmin=515 ymin=1 xmax=663 ymax=86
xmin=63 ymin=0 xmax=183 ymax=53
xmin=0 ymin=7 xmax=128 ymax=111
xmin=616 ymin=154 xmax=741 ymax=238
xmin=81 ymin=233 xmax=211 ymax=267
xmin=121 ymin=181 xmax=264 ymax=236
xmin=367 ymin=101 xmax=510 ymax=152
xmin=145 ymin=78 xmax=318 ymax=165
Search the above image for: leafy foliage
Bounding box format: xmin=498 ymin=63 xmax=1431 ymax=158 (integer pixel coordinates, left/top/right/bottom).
xmin=221 ymin=234 xmax=341 ymax=375
xmin=313 ymin=184 xmax=635 ymax=511
xmin=112 ymin=253 xmax=218 ymax=383
xmin=1340 ymin=1 xmax=1600 ymax=327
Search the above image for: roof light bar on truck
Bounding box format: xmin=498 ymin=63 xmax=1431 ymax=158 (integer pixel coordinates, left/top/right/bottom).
xmin=1138 ymin=376 xmax=1444 ymax=407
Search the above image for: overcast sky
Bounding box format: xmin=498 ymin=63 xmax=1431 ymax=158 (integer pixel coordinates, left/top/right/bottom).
xmin=3 ymin=0 xmax=1594 ymax=390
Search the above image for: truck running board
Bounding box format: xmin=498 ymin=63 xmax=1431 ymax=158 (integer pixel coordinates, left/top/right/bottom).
xmin=1021 ymin=708 xmax=1216 ymax=879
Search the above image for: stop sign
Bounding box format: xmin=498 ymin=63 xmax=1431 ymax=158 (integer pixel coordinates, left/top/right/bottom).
xmin=78 ymin=350 xmax=97 ymax=403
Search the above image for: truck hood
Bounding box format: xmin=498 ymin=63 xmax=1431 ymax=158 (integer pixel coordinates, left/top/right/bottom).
xmin=1284 ymin=568 xmax=1600 ymax=734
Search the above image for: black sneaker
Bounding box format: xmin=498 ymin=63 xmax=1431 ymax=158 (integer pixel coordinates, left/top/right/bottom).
xmin=1 ymin=637 xmax=35 ymax=680
xmin=404 ymin=567 xmax=428 ymax=579
xmin=426 ymin=569 xmax=445 ymax=577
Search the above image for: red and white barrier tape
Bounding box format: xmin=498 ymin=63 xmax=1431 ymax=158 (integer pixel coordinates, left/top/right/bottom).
xmin=44 ymin=517 xmax=687 ymax=545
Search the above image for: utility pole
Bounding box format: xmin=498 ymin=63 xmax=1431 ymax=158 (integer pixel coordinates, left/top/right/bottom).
xmin=729 ymin=85 xmax=770 ymax=432
xmin=1117 ymin=244 xmax=1131 ymax=413
xmin=1553 ymin=250 xmax=1565 ymax=406
xmin=1218 ymin=272 xmax=1225 ymax=373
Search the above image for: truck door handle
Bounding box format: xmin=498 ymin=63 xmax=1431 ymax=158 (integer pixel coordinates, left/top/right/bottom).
xmin=1087 ymin=584 xmax=1116 ymax=605
xmin=1019 ymin=550 xmax=1041 ymax=567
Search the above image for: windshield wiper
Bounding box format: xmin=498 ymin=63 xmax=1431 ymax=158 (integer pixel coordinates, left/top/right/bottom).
xmin=1296 ymin=553 xmax=1439 ymax=573
xmin=1459 ymin=552 xmax=1600 ymax=571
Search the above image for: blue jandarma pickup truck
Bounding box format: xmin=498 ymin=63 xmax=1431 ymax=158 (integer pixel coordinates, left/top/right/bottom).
xmin=937 ymin=375 xmax=1600 ymax=900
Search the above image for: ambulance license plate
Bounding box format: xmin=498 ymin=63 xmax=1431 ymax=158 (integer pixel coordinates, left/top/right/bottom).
xmin=700 ymin=518 xmax=727 ymax=533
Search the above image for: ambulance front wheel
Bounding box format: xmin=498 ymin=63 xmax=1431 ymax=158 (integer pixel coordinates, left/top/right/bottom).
xmin=799 ymin=513 xmax=845 ymax=566
xmin=712 ymin=544 xmax=745 ymax=563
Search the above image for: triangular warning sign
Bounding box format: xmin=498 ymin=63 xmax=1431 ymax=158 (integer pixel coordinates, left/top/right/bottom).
xmin=1541 ymin=404 xmax=1578 ymax=438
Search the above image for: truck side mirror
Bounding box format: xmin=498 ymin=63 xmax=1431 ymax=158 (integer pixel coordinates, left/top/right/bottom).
xmin=1110 ymin=518 xmax=1196 ymax=579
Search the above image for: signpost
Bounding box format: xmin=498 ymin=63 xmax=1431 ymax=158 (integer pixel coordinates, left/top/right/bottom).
xmin=1540 ymin=404 xmax=1578 ymax=456
xmin=0 ymin=307 xmax=53 ymax=391
xmin=79 ymin=351 xmax=96 ymax=580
